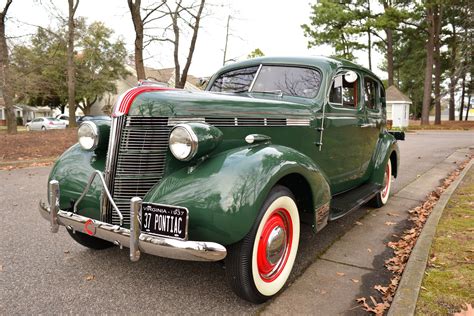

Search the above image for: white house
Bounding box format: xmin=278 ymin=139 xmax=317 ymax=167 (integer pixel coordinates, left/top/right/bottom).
xmin=0 ymin=104 xmax=53 ymax=126
xmin=386 ymin=85 xmax=411 ymax=129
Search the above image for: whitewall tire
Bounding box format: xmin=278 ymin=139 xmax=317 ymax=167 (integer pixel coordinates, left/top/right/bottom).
xmin=225 ymin=185 xmax=300 ymax=303
xmin=371 ymin=159 xmax=392 ymax=207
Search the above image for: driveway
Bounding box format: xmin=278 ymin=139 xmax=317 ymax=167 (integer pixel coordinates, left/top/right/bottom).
xmin=1 ymin=131 xmax=473 ymax=314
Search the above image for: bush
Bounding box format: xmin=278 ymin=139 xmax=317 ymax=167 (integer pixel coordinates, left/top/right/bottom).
xmin=16 ymin=117 xmax=23 ymax=126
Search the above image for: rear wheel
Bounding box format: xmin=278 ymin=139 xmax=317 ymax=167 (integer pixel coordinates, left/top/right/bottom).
xmin=67 ymin=229 xmax=113 ymax=250
xmin=370 ymin=159 xmax=392 ymax=208
xmin=225 ymin=185 xmax=300 ymax=303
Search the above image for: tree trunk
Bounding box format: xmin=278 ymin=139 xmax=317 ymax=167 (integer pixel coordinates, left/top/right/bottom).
xmin=172 ymin=8 xmax=181 ymax=88
xmin=421 ymin=6 xmax=435 ymax=126
xmin=385 ymin=28 xmax=394 ymax=86
xmin=127 ymin=0 xmax=146 ymax=80
xmin=177 ymin=0 xmax=206 ymax=89
xmin=0 ymin=0 xmax=16 ymax=134
xmin=465 ymin=95 xmax=471 ymax=121
xmin=433 ymin=6 xmax=442 ymax=125
xmin=67 ymin=0 xmax=79 ymax=128
xmin=459 ymin=74 xmax=465 ymax=121
xmin=448 ymin=24 xmax=457 ymax=121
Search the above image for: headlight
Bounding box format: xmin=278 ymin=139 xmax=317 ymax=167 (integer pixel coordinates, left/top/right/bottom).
xmin=78 ymin=121 xmax=99 ymax=151
xmin=169 ymin=124 xmax=198 ymax=161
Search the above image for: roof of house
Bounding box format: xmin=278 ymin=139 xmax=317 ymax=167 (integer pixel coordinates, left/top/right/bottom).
xmin=386 ymin=85 xmax=412 ymax=103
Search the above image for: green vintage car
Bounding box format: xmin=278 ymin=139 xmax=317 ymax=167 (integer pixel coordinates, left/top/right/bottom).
xmin=39 ymin=56 xmax=402 ymax=303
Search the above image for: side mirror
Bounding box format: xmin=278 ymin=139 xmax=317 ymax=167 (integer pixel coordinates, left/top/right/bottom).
xmin=344 ymin=71 xmax=358 ymax=83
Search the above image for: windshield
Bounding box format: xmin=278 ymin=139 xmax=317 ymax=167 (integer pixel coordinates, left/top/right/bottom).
xmin=209 ymin=65 xmax=322 ymax=98
xmin=210 ymin=66 xmax=259 ymax=93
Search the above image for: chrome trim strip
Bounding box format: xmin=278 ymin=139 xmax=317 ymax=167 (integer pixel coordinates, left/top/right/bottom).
xmin=102 ymin=116 xmax=125 ymax=222
xmin=39 ymin=200 xmax=227 ymax=262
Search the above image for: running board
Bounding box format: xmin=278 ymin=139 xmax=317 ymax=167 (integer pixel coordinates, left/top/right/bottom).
xmin=329 ymin=183 xmax=383 ymax=220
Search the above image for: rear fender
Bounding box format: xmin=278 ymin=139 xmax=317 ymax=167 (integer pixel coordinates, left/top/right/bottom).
xmin=145 ymin=144 xmax=331 ymax=245
xmin=370 ymin=131 xmax=400 ymax=186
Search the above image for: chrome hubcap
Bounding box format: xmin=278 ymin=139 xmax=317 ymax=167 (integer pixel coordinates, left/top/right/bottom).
xmin=266 ymin=226 xmax=287 ymax=265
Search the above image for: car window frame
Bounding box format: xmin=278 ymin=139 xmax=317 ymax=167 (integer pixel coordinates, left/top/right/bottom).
xmin=249 ymin=64 xmax=323 ymax=100
xmin=327 ymin=69 xmax=362 ymax=112
xmin=362 ymin=74 xmax=382 ymax=114
xmin=208 ymin=63 xmax=324 ymax=102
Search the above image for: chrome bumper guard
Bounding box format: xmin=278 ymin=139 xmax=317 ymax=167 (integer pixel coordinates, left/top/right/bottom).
xmin=39 ymin=180 xmax=226 ymax=262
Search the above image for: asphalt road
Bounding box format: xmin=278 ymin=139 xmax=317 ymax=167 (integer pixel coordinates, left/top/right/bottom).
xmin=1 ymin=131 xmax=473 ymax=314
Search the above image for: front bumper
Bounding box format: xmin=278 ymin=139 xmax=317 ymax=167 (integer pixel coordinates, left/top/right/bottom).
xmin=39 ymin=180 xmax=226 ymax=262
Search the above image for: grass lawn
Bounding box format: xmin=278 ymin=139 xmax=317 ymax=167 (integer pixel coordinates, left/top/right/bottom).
xmin=0 ymin=125 xmax=27 ymax=133
xmin=415 ymin=166 xmax=474 ymax=315
xmin=408 ymin=120 xmax=474 ymax=131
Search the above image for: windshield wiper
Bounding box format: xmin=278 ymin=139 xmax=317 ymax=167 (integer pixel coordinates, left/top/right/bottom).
xmin=251 ymin=90 xmax=284 ymax=97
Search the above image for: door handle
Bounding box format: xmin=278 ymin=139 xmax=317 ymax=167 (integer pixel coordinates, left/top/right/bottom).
xmin=358 ymin=123 xmax=375 ymax=128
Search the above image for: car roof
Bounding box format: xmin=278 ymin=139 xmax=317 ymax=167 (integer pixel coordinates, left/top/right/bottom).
xmin=215 ymin=56 xmax=380 ymax=81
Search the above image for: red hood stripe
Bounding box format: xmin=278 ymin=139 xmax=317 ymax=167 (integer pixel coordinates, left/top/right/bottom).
xmin=112 ymin=86 xmax=174 ymax=117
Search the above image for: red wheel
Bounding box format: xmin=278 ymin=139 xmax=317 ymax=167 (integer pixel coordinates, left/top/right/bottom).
xmin=370 ymin=159 xmax=392 ymax=207
xmin=225 ymin=185 xmax=300 ymax=303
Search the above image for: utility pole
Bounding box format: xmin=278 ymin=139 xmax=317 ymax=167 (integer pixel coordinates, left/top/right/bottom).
xmin=223 ymin=15 xmax=230 ymax=66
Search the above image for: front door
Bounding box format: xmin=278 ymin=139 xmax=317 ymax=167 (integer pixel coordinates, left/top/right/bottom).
xmin=317 ymin=70 xmax=368 ymax=194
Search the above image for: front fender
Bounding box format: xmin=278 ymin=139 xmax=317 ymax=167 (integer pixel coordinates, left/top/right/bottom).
xmin=48 ymin=144 xmax=105 ymax=219
xmin=370 ymin=131 xmax=400 ymax=186
xmin=145 ymin=144 xmax=331 ymax=245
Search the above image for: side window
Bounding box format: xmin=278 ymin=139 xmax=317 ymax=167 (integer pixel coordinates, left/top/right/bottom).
xmin=379 ymin=85 xmax=386 ymax=108
xmin=329 ymin=72 xmax=359 ymax=108
xmin=364 ymin=77 xmax=378 ymax=110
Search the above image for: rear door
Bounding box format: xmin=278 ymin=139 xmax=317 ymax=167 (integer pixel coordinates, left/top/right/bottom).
xmin=361 ymin=75 xmax=384 ymax=180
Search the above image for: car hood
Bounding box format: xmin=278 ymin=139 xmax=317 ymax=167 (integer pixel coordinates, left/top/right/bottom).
xmin=128 ymin=90 xmax=314 ymax=119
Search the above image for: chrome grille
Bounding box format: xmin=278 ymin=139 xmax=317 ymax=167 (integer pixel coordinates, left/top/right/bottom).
xmin=109 ymin=116 xmax=170 ymax=226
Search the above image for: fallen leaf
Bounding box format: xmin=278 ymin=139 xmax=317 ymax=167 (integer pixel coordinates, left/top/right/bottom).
xmin=0 ymin=265 xmax=3 ymax=272
xmin=355 ymin=221 xmax=363 ymax=226
xmin=85 ymin=274 xmax=95 ymax=281
xmin=367 ymin=248 xmax=372 ymax=253
xmin=387 ymin=212 xmax=400 ymax=217
xmin=385 ymin=221 xmax=396 ymax=226
xmin=351 ymin=279 xmax=359 ymax=283
xmin=336 ymin=272 xmax=345 ymax=276
xmin=64 ymin=250 xmax=70 ymax=254
xmin=453 ymin=303 xmax=474 ymax=316
xmin=374 ymin=285 xmax=388 ymax=294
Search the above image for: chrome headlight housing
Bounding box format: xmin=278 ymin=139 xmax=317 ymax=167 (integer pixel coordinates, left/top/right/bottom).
xmin=78 ymin=121 xmax=99 ymax=151
xmin=169 ymin=124 xmax=198 ymax=161
xmin=169 ymin=123 xmax=223 ymax=161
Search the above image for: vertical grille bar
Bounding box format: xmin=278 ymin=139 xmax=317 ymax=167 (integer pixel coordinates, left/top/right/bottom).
xmin=105 ymin=116 xmax=170 ymax=227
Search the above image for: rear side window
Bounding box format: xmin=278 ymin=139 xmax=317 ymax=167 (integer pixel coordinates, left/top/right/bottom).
xmin=364 ymin=77 xmax=378 ymax=110
xmin=210 ymin=66 xmax=259 ymax=93
xmin=329 ymin=73 xmax=359 ymax=108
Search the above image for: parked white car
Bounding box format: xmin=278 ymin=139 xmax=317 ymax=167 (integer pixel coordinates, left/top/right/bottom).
xmin=26 ymin=117 xmax=67 ymax=131
xmin=56 ymin=114 xmax=70 ymax=126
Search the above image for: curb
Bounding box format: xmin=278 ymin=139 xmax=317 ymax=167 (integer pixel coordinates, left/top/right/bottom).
xmin=388 ymin=159 xmax=474 ymax=316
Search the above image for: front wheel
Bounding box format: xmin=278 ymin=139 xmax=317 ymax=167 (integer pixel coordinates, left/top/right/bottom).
xmin=67 ymin=229 xmax=113 ymax=250
xmin=41 ymin=126 xmax=46 ymax=131
xmin=370 ymin=159 xmax=392 ymax=207
xmin=26 ymin=125 xmax=30 ymax=131
xmin=225 ymin=185 xmax=300 ymax=303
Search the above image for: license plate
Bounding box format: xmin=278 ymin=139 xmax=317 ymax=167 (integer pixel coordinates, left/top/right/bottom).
xmin=141 ymin=203 xmax=188 ymax=240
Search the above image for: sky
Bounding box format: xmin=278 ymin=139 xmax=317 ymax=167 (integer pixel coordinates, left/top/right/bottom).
xmin=6 ymin=0 xmax=385 ymax=79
